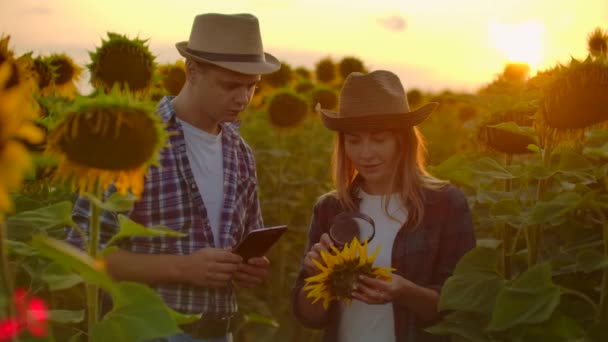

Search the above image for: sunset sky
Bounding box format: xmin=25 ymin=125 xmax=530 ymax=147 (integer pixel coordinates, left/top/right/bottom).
xmin=1 ymin=0 xmax=607 ymax=93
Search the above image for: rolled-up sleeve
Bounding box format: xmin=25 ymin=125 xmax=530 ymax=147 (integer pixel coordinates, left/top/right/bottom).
xmin=291 ymin=199 xmax=334 ymax=329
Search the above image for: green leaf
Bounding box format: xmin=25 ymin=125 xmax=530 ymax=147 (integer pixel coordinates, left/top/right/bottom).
xmin=584 ymin=143 xmax=608 ymax=159
xmin=428 ymin=154 xmax=473 ymax=187
xmin=91 ymin=282 xmax=182 ymax=342
xmin=243 ymin=312 xmax=279 ymax=328
xmin=527 ymin=144 xmax=541 ymax=154
xmin=8 ymin=240 xmax=38 ymax=256
xmin=31 ymin=235 xmax=115 ymax=291
xmin=490 ymin=199 xmax=521 ymax=217
xmin=528 ymin=165 xmax=555 ymax=180
xmin=41 ymin=262 xmax=83 ymax=291
xmin=439 ymin=247 xmax=505 ymax=313
xmin=488 ymin=263 xmax=561 ymax=331
xmin=487 ymin=121 xmax=537 ymax=139
xmin=166 ymin=306 xmax=201 ymax=325
xmin=48 ymin=309 xmax=85 ymax=324
xmin=6 ymin=201 xmax=75 ymax=240
xmin=470 ymin=157 xmax=514 ymax=179
xmin=425 ymin=311 xmax=492 ymax=342
xmin=555 ymin=149 xmax=594 ymax=172
xmin=82 ymin=192 xmax=138 ymax=213
xmin=576 ymin=250 xmax=608 ymax=273
xmin=509 ymin=311 xmax=585 ymax=342
xmin=530 ymin=192 xmax=581 ymax=225
xmin=476 ymin=190 xmax=514 ymax=204
xmin=104 ymin=215 xmax=187 ymax=247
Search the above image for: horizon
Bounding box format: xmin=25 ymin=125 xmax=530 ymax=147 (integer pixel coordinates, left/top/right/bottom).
xmin=1 ymin=0 xmax=607 ymax=93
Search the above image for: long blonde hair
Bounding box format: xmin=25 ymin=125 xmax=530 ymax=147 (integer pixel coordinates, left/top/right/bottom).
xmin=332 ymin=127 xmax=447 ymax=231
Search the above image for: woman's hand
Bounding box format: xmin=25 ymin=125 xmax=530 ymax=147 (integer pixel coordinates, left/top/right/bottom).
xmin=352 ymin=273 xmax=414 ymax=305
xmin=303 ymin=233 xmax=333 ymax=276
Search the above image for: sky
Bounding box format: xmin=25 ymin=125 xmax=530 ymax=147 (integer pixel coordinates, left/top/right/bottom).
xmin=1 ymin=0 xmax=607 ymax=93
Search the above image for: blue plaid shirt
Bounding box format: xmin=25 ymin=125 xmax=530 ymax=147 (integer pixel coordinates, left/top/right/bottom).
xmin=67 ymin=96 xmax=264 ymax=315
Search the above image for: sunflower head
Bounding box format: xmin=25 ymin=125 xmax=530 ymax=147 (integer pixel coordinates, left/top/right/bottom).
xmin=32 ymin=56 xmax=55 ymax=92
xmin=304 ymin=237 xmax=394 ymax=310
xmin=156 ymin=61 xmax=186 ymax=96
xmin=88 ymin=32 xmax=156 ymax=94
xmin=267 ymin=90 xmax=308 ymax=128
xmin=46 ymin=53 xmax=82 ymax=98
xmin=588 ymin=27 xmax=608 ymax=58
xmin=45 ymin=89 xmax=168 ymax=196
xmin=0 ymin=59 xmax=44 ymax=215
xmin=540 ymin=56 xmax=608 ymax=130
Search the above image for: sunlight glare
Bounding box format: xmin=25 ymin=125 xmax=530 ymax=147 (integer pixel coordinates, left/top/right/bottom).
xmin=488 ymin=20 xmax=545 ymax=71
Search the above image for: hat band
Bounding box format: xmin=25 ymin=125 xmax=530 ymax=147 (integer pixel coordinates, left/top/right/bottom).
xmin=186 ymin=48 xmax=265 ymax=62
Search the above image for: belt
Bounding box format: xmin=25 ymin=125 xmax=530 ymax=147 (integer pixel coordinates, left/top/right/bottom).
xmin=180 ymin=315 xmax=235 ymax=339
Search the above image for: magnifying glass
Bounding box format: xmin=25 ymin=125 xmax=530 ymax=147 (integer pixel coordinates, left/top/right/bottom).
xmin=328 ymin=212 xmax=375 ymax=248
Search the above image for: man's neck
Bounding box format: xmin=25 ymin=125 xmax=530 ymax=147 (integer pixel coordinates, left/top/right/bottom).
xmin=171 ymin=92 xmax=220 ymax=135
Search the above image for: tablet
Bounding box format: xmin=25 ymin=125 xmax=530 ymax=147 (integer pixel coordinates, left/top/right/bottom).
xmin=233 ymin=225 xmax=287 ymax=260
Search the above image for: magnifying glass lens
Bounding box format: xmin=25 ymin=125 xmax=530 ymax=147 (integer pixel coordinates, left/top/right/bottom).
xmin=329 ymin=213 xmax=375 ymax=247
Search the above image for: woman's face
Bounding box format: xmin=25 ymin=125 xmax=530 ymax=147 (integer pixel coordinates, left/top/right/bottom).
xmin=344 ymin=130 xmax=400 ymax=194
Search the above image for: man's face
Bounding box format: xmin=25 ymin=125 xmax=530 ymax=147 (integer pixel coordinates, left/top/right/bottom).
xmin=191 ymin=63 xmax=260 ymax=124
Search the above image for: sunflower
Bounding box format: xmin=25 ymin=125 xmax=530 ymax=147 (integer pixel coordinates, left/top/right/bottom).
xmin=304 ymin=237 xmax=394 ymax=310
xmin=45 ymin=89 xmax=168 ymax=196
xmin=540 ymin=56 xmax=608 ymax=130
xmin=88 ymin=32 xmax=156 ymax=95
xmin=267 ymin=90 xmax=308 ymax=128
xmin=156 ymin=60 xmax=186 ymax=96
xmin=46 ymin=53 xmax=82 ymax=98
xmin=0 ymin=50 xmax=44 ymax=215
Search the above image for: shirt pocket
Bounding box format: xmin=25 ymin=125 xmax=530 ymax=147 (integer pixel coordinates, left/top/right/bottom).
xmin=229 ymin=177 xmax=257 ymax=238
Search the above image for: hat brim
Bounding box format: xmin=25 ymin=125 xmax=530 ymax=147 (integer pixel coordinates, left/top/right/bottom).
xmin=316 ymin=102 xmax=438 ymax=132
xmin=176 ymin=41 xmax=281 ymax=75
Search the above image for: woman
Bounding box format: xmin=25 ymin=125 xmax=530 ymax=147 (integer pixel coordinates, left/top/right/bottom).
xmin=292 ymin=70 xmax=475 ymax=341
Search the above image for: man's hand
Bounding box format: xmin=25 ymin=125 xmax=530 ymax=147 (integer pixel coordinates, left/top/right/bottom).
xmin=181 ymin=248 xmax=242 ymax=288
xmin=233 ymin=256 xmax=270 ymax=288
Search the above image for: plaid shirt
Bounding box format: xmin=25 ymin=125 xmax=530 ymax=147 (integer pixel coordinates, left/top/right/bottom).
xmin=67 ymin=96 xmax=263 ymax=315
xmin=292 ymin=182 xmax=476 ymax=342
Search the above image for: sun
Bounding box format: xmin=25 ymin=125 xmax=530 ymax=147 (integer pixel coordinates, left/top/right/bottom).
xmin=488 ymin=20 xmax=545 ymax=73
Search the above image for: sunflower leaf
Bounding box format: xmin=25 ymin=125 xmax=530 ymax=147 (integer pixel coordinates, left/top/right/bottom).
xmin=104 ymin=215 xmax=188 ymax=247
xmin=82 ymin=192 xmax=138 ymax=213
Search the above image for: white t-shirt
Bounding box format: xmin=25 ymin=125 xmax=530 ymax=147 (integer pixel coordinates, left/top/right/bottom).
xmin=338 ymin=190 xmax=408 ymax=342
xmin=178 ymin=118 xmax=224 ymax=247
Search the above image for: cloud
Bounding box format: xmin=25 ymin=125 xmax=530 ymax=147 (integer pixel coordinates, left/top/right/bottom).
xmin=376 ymin=15 xmax=407 ymax=32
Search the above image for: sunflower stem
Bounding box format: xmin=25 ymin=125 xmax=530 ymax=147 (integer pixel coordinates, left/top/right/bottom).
xmin=597 ymin=209 xmax=608 ymax=321
xmin=0 ymin=221 xmax=15 ymax=319
xmin=86 ymin=181 xmax=102 ymax=340
xmin=503 ymin=154 xmax=513 ymax=279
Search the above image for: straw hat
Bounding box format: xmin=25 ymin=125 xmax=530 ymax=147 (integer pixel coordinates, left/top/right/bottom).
xmin=316 ymin=70 xmax=438 ymax=131
xmin=176 ymin=13 xmax=280 ymax=75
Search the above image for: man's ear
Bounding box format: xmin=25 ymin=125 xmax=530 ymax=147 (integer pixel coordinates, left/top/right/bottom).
xmin=185 ymin=59 xmax=198 ymax=83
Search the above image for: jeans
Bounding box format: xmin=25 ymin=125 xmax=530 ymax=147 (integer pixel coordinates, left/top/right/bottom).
xmin=148 ymin=333 xmax=233 ymax=342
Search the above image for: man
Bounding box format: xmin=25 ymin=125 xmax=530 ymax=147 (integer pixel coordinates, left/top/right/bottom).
xmin=67 ymin=13 xmax=281 ymax=341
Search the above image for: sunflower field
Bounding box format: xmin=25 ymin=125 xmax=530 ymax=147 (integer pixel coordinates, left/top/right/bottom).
xmin=1 ymin=26 xmax=608 ymax=342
